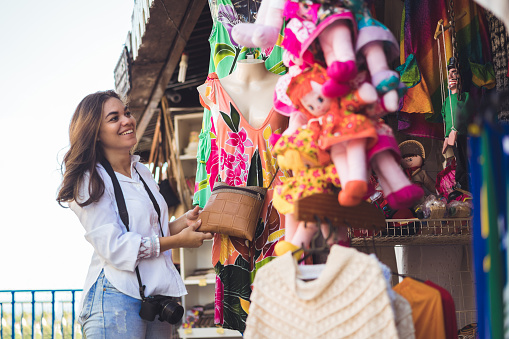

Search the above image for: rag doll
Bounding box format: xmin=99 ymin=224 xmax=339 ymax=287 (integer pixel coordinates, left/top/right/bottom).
xmin=271 ymin=127 xmax=344 ymax=257
xmin=286 ymin=64 xmax=378 ymax=206
xmin=398 ymin=140 xmax=437 ymax=204
xmin=232 ymin=0 xmax=402 ymax=111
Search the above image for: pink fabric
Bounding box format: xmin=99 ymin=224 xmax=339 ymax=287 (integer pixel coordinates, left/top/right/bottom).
xmin=300 ymin=10 xmax=357 ymax=60
xmin=282 ymin=19 xmax=318 ymax=65
xmin=214 ymin=275 xmax=224 ymax=324
xmin=367 ymin=120 xmax=400 ymax=162
xmin=274 ymin=72 xmax=297 ymax=115
xmin=435 ymin=161 xmax=456 ymax=199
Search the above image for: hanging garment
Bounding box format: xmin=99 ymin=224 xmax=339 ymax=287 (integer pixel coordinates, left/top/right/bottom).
xmin=425 ymin=280 xmax=458 ymax=339
xmin=468 ymin=127 xmax=490 ymax=339
xmin=485 ymin=11 xmax=509 ymax=121
xmin=193 ymin=0 xmax=286 ymax=207
xmin=393 ymin=277 xmax=446 ymax=339
xmin=393 ymin=294 xmax=416 ymax=339
xmin=481 ymin=122 xmax=505 ymax=338
xmin=371 ymin=254 xmax=416 ymax=339
xmin=199 ymin=73 xmax=288 ymax=332
xmin=398 ymin=0 xmax=491 ymax=137
xmin=244 ymin=245 xmax=399 ymax=339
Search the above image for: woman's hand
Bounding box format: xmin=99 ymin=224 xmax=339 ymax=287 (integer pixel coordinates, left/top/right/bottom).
xmin=160 ymin=217 xmax=213 ymax=251
xmin=169 ymin=206 xmax=202 ymax=235
xmin=176 ymin=221 xmax=213 ymax=248
xmin=185 ymin=205 xmax=201 ymax=227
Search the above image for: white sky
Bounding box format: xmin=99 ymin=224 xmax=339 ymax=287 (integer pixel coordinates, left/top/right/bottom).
xmin=0 ymin=1 xmax=135 ymax=290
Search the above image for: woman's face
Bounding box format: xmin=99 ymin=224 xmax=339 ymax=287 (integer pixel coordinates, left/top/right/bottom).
xmin=98 ymin=97 xmax=137 ymax=153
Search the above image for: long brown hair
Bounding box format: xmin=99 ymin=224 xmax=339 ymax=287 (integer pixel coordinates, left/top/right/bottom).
xmin=57 ymin=90 xmax=122 ymax=207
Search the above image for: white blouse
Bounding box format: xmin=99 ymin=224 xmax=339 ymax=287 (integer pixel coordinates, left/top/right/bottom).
xmin=70 ymin=155 xmax=187 ymax=310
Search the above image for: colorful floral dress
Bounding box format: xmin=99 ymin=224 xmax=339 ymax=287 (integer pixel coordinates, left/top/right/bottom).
xmin=193 ymin=0 xmax=286 ymax=207
xmin=199 ymin=73 xmax=288 ymax=333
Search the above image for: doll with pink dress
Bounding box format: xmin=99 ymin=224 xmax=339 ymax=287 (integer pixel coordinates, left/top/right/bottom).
xmin=285 ymin=64 xmax=378 ymax=206
xmin=269 ymin=64 xmax=378 ymax=256
xmin=232 ymin=0 xmax=402 ymax=111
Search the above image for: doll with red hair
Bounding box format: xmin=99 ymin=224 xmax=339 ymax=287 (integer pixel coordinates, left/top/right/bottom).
xmin=286 ymin=64 xmax=378 ymax=206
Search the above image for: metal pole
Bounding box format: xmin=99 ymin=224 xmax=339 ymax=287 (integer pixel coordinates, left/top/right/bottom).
xmin=10 ymin=292 xmax=14 ymax=339
xmin=51 ymin=291 xmax=55 ymax=339
xmin=71 ymin=292 xmax=75 ymax=339
xmin=31 ymin=292 xmax=35 ymax=339
xmin=20 ymin=307 xmax=23 ymax=339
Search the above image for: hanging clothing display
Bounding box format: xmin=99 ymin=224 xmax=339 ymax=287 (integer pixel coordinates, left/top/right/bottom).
xmin=393 ymin=277 xmax=447 ymax=339
xmin=193 ymin=0 xmax=286 ymax=208
xmin=398 ymin=0 xmax=491 ymax=137
xmin=393 ymin=294 xmax=416 ymax=339
xmin=469 ymin=116 xmax=508 ymax=338
xmin=424 ymin=280 xmax=458 ymax=339
xmin=199 ymin=73 xmax=288 ymax=332
xmin=485 ymin=11 xmax=509 ymax=121
xmin=244 ymin=245 xmax=399 ymax=339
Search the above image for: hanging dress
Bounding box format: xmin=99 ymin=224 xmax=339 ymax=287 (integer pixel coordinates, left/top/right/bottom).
xmin=199 ymin=72 xmax=288 ymax=332
xmin=193 ymin=0 xmax=286 ymax=207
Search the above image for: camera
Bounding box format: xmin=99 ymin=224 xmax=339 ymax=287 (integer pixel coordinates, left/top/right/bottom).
xmin=139 ymin=295 xmax=184 ymax=324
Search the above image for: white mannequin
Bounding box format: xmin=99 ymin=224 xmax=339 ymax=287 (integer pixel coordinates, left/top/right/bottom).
xmin=197 ymin=58 xmax=280 ymax=129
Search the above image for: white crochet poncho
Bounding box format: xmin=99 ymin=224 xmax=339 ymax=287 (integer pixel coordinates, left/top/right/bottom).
xmin=244 ymin=245 xmax=399 ymax=339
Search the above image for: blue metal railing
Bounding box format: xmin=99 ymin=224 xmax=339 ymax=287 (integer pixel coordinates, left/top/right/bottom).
xmin=0 ymin=290 xmax=82 ymax=339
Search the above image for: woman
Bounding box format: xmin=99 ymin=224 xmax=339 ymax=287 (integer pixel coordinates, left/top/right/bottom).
xmin=57 ymin=90 xmax=212 ymax=338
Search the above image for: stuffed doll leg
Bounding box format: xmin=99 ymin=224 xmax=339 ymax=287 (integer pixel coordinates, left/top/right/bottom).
xmin=274 ymin=216 xmax=319 ymax=258
xmin=231 ymin=0 xmax=284 ymax=48
xmin=319 ymin=22 xmax=357 ymax=98
xmin=331 ymin=139 xmax=368 ymax=206
xmin=371 ymin=151 xmax=424 ymax=209
xmin=363 ymin=42 xmax=400 ymax=112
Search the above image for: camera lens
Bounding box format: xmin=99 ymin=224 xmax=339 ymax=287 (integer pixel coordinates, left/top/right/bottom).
xmin=159 ymin=299 xmax=184 ymax=324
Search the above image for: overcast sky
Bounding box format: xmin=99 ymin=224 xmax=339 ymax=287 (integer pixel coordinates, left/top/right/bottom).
xmin=0 ymin=1 xmax=135 ymax=290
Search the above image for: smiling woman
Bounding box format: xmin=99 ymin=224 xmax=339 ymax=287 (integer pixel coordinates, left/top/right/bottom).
xmin=56 ymin=90 xmax=212 ymax=338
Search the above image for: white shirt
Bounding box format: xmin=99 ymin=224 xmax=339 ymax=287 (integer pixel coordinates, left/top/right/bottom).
xmin=70 ymin=155 xmax=187 ymax=311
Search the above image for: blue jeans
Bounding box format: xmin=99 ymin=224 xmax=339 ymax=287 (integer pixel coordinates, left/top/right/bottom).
xmin=79 ymin=271 xmax=174 ymax=339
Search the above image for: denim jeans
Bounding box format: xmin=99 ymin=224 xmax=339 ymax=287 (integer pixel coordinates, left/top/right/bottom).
xmin=79 ymin=271 xmax=174 ymax=339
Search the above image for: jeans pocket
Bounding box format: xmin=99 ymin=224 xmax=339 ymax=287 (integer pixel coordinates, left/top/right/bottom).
xmin=102 ymin=275 xmax=121 ymax=292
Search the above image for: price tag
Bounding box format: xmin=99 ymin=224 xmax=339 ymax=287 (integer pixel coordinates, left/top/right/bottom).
xmin=198 ymin=279 xmax=207 ymax=286
xmin=184 ymin=329 xmax=193 ymax=334
xmin=216 ymin=327 xmax=225 ymax=334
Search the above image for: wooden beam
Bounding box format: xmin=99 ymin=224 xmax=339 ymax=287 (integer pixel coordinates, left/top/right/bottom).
xmin=135 ymin=0 xmax=207 ymax=144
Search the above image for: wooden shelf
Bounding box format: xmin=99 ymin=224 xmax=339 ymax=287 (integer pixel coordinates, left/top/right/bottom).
xmin=184 ymin=278 xmax=216 ymax=286
xmin=178 ymin=327 xmax=242 ymax=338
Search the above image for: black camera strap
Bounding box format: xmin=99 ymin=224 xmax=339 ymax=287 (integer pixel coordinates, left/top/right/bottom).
xmin=133 ymin=166 xmax=165 ymax=237
xmin=100 ymin=158 xmax=162 ymax=301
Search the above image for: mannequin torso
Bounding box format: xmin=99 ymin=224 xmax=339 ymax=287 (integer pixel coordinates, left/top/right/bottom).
xmin=198 ymin=59 xmax=280 ymax=129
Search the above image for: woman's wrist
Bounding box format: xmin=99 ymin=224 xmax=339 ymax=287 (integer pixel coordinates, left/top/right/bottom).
xmin=159 ymin=233 xmax=181 ymax=252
